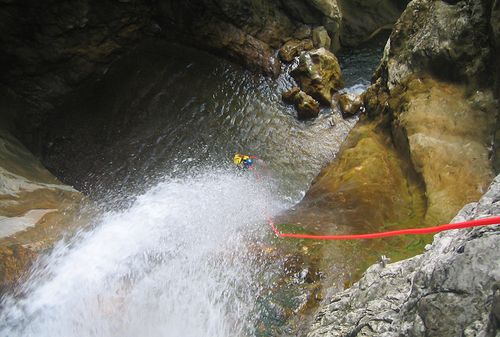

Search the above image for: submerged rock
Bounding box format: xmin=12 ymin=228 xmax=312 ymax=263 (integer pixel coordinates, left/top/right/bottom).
xmin=307 ymin=174 xmax=500 ymax=337
xmin=282 ymin=87 xmax=321 ymax=119
xmin=291 ymin=48 xmax=343 ymax=106
xmin=279 ymin=39 xmax=314 ymax=63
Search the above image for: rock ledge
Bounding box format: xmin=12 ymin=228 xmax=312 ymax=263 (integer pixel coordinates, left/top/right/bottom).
xmin=307 ymin=174 xmax=500 ymax=337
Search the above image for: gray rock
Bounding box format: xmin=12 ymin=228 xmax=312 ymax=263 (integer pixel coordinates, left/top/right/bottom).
xmin=307 ymin=174 xmax=500 ymax=337
xmin=376 ymin=0 xmax=493 ymax=90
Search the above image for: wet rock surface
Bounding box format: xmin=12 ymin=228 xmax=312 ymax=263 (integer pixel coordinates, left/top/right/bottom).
xmin=337 ymin=92 xmax=363 ymax=116
xmin=283 ymin=118 xmax=425 ymax=229
xmin=0 ymin=128 xmax=83 ymax=293
xmin=307 ymin=174 xmax=500 ymax=337
xmin=291 ymin=48 xmax=343 ymax=106
xmin=279 ymin=39 xmax=314 ymax=63
xmin=282 ymin=87 xmax=321 ymax=119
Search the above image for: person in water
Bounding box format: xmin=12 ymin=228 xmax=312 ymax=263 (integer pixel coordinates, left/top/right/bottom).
xmin=233 ymin=153 xmax=255 ymax=170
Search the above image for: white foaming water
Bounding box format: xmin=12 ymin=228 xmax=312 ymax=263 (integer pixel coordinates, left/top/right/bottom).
xmin=0 ymin=169 xmax=285 ymax=337
xmin=342 ymin=82 xmax=370 ymax=96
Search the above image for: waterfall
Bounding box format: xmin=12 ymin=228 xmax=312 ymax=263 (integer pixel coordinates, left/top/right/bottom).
xmin=0 ymin=169 xmax=285 ymax=337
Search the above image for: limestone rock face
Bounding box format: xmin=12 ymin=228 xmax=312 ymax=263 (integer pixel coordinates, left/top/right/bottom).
xmin=288 ymin=119 xmax=425 ymax=228
xmin=0 ymin=128 xmax=83 ymax=293
xmin=391 ymin=77 xmax=496 ymax=224
xmin=193 ymin=19 xmax=281 ymax=76
xmin=377 ymin=0 xmax=494 ymax=89
xmin=307 ymin=174 xmax=500 ymax=337
xmin=293 ymin=24 xmax=313 ymax=40
xmin=291 ymin=48 xmax=343 ymax=106
xmin=363 ymin=0 xmax=499 ymax=225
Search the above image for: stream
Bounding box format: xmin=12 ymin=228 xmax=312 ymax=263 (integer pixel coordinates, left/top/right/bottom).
xmin=0 ymin=39 xmax=387 ymax=336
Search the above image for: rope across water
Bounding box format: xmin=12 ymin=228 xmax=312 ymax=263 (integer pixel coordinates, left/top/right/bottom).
xmin=267 ymin=216 xmax=500 ymax=240
xmin=248 ymin=156 xmax=500 ymax=240
xmin=240 ymin=156 xmax=500 ymax=240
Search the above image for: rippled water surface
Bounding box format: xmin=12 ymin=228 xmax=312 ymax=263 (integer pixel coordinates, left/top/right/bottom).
xmin=42 ymin=41 xmax=371 ymax=203
xmin=2 ymin=40 xmax=388 ymax=336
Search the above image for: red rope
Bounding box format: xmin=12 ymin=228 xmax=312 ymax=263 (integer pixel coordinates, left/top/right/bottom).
xmin=246 ymin=157 xmax=500 ymax=240
xmin=267 ymin=216 xmax=500 ymax=240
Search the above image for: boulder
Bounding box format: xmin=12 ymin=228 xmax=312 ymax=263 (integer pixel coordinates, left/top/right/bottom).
xmin=312 ymin=26 xmax=331 ymax=49
xmin=295 ymin=91 xmax=321 ymax=119
xmin=282 ymin=87 xmax=320 ymax=119
xmin=279 ymin=39 xmax=314 ymax=63
xmin=337 ymin=92 xmax=363 ymax=116
xmin=291 ymin=48 xmax=343 ymax=106
xmin=307 ymin=174 xmax=500 ymax=337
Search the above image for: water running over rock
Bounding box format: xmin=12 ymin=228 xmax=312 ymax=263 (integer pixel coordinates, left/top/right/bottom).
xmin=0 ymin=39 xmax=388 ymax=336
xmin=0 ymin=170 xmax=286 ymax=337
